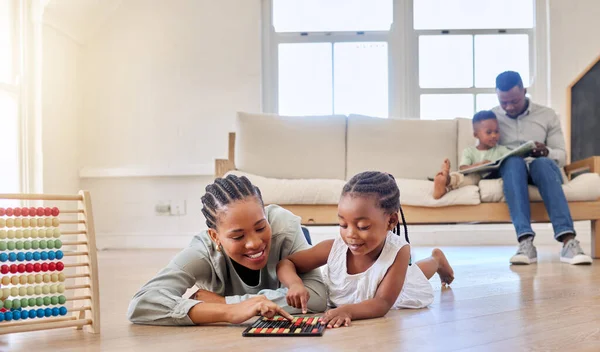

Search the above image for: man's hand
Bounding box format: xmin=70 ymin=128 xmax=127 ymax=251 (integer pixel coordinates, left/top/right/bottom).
xmin=531 ymin=141 xmax=549 ymax=157
xmin=193 ymin=289 xmax=226 ymax=304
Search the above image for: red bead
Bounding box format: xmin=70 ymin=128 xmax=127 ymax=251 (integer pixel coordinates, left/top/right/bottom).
xmin=48 ymin=262 xmax=56 ymax=271
xmin=17 ymin=264 xmax=25 ymax=273
xmin=36 ymin=207 xmax=44 ymax=216
xmin=25 ymin=263 xmax=34 ymax=272
xmin=13 ymin=207 xmax=21 ymax=216
xmin=56 ymin=262 xmax=64 ymax=271
xmin=0 ymin=208 xmax=5 ymax=216
xmin=41 ymin=263 xmax=49 ymax=272
xmin=29 ymin=207 xmax=36 ymax=217
xmin=51 ymin=207 xmax=60 ymax=216
xmin=1 ymin=265 xmax=8 ymax=274
xmin=44 ymin=207 xmax=52 ymax=216
xmin=10 ymin=264 xmax=18 ymax=273
xmin=0 ymin=308 xmax=6 ymax=313
xmin=6 ymin=208 xmax=14 ymax=216
xmin=33 ymin=263 xmax=41 ymax=272
xmin=21 ymin=207 xmax=30 ymax=216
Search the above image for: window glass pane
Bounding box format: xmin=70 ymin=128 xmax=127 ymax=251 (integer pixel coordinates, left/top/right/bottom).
xmin=474 ymin=34 xmax=530 ymax=88
xmin=420 ymin=94 xmax=473 ymax=119
xmin=273 ymin=0 xmax=392 ymax=32
xmin=334 ymin=42 xmax=388 ymax=117
xmin=0 ymin=91 xmax=19 ymax=197
xmin=476 ymin=94 xmax=499 ymax=111
xmin=0 ymin=0 xmax=14 ymax=84
xmin=414 ymin=0 xmax=534 ymax=30
xmin=278 ymin=43 xmax=332 ymax=116
xmin=419 ymin=35 xmax=473 ymax=88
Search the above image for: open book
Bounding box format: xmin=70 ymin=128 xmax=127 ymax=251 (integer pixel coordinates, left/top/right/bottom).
xmin=459 ymin=141 xmax=536 ymax=175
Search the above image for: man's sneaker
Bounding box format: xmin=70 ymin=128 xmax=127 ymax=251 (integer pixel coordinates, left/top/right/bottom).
xmin=510 ymin=237 xmax=537 ymax=265
xmin=560 ymin=239 xmax=593 ymax=265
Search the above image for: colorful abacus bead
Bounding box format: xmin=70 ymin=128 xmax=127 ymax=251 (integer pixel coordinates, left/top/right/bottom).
xmin=51 ymin=207 xmax=59 ymax=216
xmin=6 ymin=208 xmax=14 ymax=216
xmin=0 ymin=253 xmax=7 ymax=262
xmin=0 ymin=208 xmax=5 ymax=216
xmin=0 ymin=264 xmax=8 ymax=274
xmin=13 ymin=207 xmax=21 ymax=216
xmin=28 ymin=207 xmax=36 ymax=217
xmin=44 ymin=207 xmax=52 ymax=216
xmin=21 ymin=207 xmax=29 ymax=216
xmin=36 ymin=207 xmax=45 ymax=216
xmin=56 ymin=262 xmax=64 ymax=271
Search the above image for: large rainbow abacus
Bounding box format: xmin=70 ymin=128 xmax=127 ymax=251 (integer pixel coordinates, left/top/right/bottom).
xmin=242 ymin=316 xmax=326 ymax=337
xmin=0 ymin=192 xmax=100 ymax=335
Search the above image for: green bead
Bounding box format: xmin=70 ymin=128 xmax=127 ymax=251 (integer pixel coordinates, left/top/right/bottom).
xmin=0 ymin=300 xmax=3 ymax=309
xmin=47 ymin=240 xmax=54 ymax=249
xmin=23 ymin=241 xmax=31 ymax=250
xmin=54 ymin=239 xmax=62 ymax=249
xmin=31 ymin=240 xmax=39 ymax=249
xmin=21 ymin=298 xmax=28 ymax=308
xmin=36 ymin=297 xmax=44 ymax=306
xmin=50 ymin=296 xmax=58 ymax=305
xmin=58 ymin=295 xmax=66 ymax=304
xmin=43 ymin=296 xmax=51 ymax=305
xmin=28 ymin=298 xmax=36 ymax=306
xmin=7 ymin=241 xmax=15 ymax=250
xmin=0 ymin=241 xmax=6 ymax=251
xmin=4 ymin=300 xmax=12 ymax=309
xmin=15 ymin=241 xmax=23 ymax=250
xmin=12 ymin=299 xmax=21 ymax=309
xmin=39 ymin=240 xmax=47 ymax=249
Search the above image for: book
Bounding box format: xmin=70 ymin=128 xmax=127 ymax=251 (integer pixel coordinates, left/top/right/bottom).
xmin=459 ymin=141 xmax=536 ymax=175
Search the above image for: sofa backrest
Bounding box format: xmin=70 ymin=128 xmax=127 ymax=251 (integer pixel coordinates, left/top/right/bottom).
xmin=235 ymin=112 xmax=347 ymax=179
xmin=457 ymin=117 xmax=477 ymax=163
xmin=346 ymin=115 xmax=459 ymax=180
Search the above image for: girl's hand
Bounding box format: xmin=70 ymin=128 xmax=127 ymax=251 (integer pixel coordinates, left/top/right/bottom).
xmin=322 ymin=307 xmax=352 ymax=328
xmin=226 ymin=296 xmax=293 ymax=324
xmin=286 ymin=283 xmax=310 ymax=313
xmin=193 ymin=289 xmax=226 ymax=304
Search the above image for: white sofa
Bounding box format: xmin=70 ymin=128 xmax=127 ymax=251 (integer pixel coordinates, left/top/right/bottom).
xmin=216 ymin=112 xmax=600 ymax=257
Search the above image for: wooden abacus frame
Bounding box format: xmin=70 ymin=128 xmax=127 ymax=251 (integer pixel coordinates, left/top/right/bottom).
xmin=0 ymin=191 xmax=100 ymax=335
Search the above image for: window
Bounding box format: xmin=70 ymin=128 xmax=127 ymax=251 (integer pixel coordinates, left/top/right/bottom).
xmin=414 ymin=0 xmax=535 ymax=119
xmin=267 ymin=0 xmax=391 ymax=117
xmin=0 ymin=0 xmax=22 ymax=201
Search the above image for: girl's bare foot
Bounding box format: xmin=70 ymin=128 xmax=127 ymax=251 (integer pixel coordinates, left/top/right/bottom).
xmin=432 ymin=248 xmax=454 ymax=286
xmin=432 ymin=159 xmax=451 ymax=199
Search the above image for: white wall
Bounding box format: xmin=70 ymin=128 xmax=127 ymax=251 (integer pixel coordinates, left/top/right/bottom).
xmin=78 ymin=0 xmax=262 ymax=248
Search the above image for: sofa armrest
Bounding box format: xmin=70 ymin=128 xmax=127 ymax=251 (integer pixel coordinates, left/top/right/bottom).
xmin=564 ymin=156 xmax=600 ymax=180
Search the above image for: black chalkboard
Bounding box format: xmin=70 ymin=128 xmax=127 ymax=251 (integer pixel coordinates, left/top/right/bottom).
xmin=570 ymin=58 xmax=600 ymax=162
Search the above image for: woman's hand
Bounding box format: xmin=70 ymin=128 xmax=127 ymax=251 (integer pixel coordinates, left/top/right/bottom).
xmin=193 ymin=289 xmax=226 ymax=304
xmin=322 ymin=307 xmax=352 ymax=328
xmin=286 ymin=283 xmax=310 ymax=313
xmin=226 ymin=296 xmax=293 ymax=324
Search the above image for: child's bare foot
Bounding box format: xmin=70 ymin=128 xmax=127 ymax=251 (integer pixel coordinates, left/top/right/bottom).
xmin=432 ymin=248 xmax=454 ymax=286
xmin=432 ymin=159 xmax=451 ymax=199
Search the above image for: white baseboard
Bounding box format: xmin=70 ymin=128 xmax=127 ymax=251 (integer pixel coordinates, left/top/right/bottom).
xmin=95 ymin=221 xmax=592 ymax=251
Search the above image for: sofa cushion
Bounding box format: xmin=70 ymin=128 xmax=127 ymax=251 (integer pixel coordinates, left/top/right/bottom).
xmin=395 ymin=178 xmax=481 ymax=207
xmin=235 ymin=112 xmax=347 ymax=180
xmin=479 ymin=173 xmax=600 ymax=202
xmin=227 ymin=170 xmax=346 ymax=205
xmin=346 ymin=115 xmax=458 ymax=180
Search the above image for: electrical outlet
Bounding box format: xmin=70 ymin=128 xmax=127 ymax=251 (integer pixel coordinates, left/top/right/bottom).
xmin=169 ymin=200 xmax=186 ymax=216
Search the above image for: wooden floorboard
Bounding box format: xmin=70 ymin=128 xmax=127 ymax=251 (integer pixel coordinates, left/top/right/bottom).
xmin=1 ymin=246 xmax=598 ymax=352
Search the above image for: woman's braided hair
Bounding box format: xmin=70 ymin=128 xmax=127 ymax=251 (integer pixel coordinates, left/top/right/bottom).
xmin=341 ymin=171 xmax=409 ymax=243
xmin=201 ymin=174 xmax=264 ymax=229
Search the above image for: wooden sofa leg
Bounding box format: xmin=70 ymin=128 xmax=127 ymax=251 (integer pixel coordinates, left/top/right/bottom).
xmin=592 ymin=220 xmax=600 ymax=259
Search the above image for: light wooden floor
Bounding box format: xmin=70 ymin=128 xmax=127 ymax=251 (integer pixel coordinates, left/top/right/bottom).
xmin=1 ymin=246 xmax=599 ymax=352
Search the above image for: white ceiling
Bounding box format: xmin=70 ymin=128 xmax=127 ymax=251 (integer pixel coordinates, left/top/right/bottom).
xmin=43 ymin=0 xmax=123 ymax=44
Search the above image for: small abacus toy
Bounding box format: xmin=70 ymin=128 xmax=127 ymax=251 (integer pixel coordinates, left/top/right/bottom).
xmin=242 ymin=315 xmax=326 ymax=337
xmin=0 ymin=191 xmax=100 ymax=335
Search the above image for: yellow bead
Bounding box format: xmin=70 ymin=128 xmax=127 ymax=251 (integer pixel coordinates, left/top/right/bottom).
xmin=6 ymin=218 xmax=14 ymax=228
xmin=11 ymin=276 xmax=19 ymax=285
xmin=0 ymin=230 xmax=6 ymax=239
xmin=51 ymin=273 xmax=58 ymax=282
xmin=31 ymin=229 xmax=38 ymax=238
xmin=34 ymin=286 xmax=42 ymax=295
xmin=19 ymin=275 xmax=27 ymax=285
xmin=27 ymin=274 xmax=35 ymax=284
xmin=50 ymin=284 xmax=57 ymax=294
xmin=14 ymin=218 xmax=22 ymax=227
xmin=54 ymin=228 xmax=61 ymax=238
xmin=1 ymin=276 xmax=9 ymax=285
xmin=22 ymin=229 xmax=30 ymax=238
xmin=35 ymin=274 xmax=43 ymax=283
xmin=53 ymin=218 xmax=60 ymax=227
xmin=46 ymin=229 xmax=54 ymax=238
xmin=22 ymin=218 xmax=29 ymax=227
xmin=43 ymin=274 xmax=51 ymax=283
xmin=42 ymin=285 xmax=50 ymax=294
xmin=26 ymin=286 xmax=34 ymax=295
xmin=45 ymin=218 xmax=52 ymax=227
xmin=7 ymin=230 xmax=15 ymax=239
xmin=31 ymin=218 xmax=39 ymax=227
xmin=10 ymin=287 xmax=18 ymax=296
xmin=15 ymin=229 xmax=23 ymax=239
xmin=0 ymin=218 xmax=5 ymax=227
xmin=19 ymin=287 xmax=27 ymax=296
xmin=2 ymin=288 xmax=9 ymax=299
xmin=58 ymin=273 xmax=65 ymax=282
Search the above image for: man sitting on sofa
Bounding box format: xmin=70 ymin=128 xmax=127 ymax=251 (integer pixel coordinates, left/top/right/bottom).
xmin=493 ymin=71 xmax=593 ymax=265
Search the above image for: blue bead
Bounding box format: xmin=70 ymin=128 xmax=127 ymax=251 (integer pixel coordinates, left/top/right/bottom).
xmin=12 ymin=312 xmax=20 ymax=321
xmin=59 ymin=307 xmax=67 ymax=316
xmin=56 ymin=250 xmax=64 ymax=260
xmin=20 ymin=310 xmax=28 ymax=320
xmin=4 ymin=312 xmax=13 ymax=321
xmin=0 ymin=313 xmax=4 ymax=322
xmin=17 ymin=252 xmax=25 ymax=261
xmin=0 ymin=253 xmax=7 ymax=262
xmin=25 ymin=252 xmax=33 ymax=261
xmin=37 ymin=309 xmax=45 ymax=318
xmin=8 ymin=252 xmax=16 ymax=262
xmin=29 ymin=310 xmax=37 ymax=319
xmin=44 ymin=308 xmax=52 ymax=317
xmin=48 ymin=251 xmax=56 ymax=260
xmin=41 ymin=251 xmax=48 ymax=260
xmin=52 ymin=307 xmax=59 ymax=316
xmin=33 ymin=252 xmax=41 ymax=261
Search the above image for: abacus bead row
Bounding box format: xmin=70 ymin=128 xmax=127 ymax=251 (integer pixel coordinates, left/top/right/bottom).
xmin=0 ymin=295 xmax=67 ymax=309
xmin=0 ymin=306 xmax=68 ymax=322
xmin=0 ymin=228 xmax=62 ymax=239
xmin=0 ymin=217 xmax=61 ymax=228
xmin=0 ymin=262 xmax=65 ymax=275
xmin=0 ymin=240 xmax=64 ymax=253
xmin=0 ymin=251 xmax=64 ymax=264
xmin=0 ymin=207 xmax=60 ymax=217
xmin=0 ymin=283 xmax=66 ymax=299
xmin=0 ymin=271 xmax=66 ymax=286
